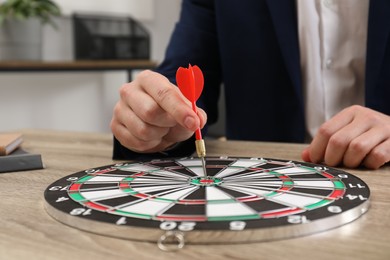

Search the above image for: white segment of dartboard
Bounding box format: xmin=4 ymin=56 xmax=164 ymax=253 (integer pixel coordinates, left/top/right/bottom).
xmin=118 ymin=199 xmax=174 ymax=216
xmin=187 ymin=166 xmax=206 ymax=177
xmin=222 ymin=179 xmax=283 ymax=187
xmin=229 ymin=158 xmax=265 ymax=168
xmin=205 ymin=187 xmax=256 ymax=217
xmin=86 ymin=176 xmax=125 ymax=183
xmin=139 ymin=185 xmax=194 ymax=197
xmin=131 ymin=184 xmax=191 ymax=194
xmin=215 ymin=167 xmax=245 ymax=178
xmin=176 ymin=158 xmax=202 ymax=167
xmin=273 ymin=167 xmax=316 ymax=174
xmin=206 ymin=201 xmax=258 ymax=217
xmin=214 ymin=159 xmax=265 ymax=178
xmin=217 ymin=162 xmax=291 ymax=179
xmin=175 ymin=159 xmax=205 ymax=176
xmin=206 ymin=186 xmax=235 ymax=200
xmin=222 ymin=171 xmax=282 ymax=180
xmin=148 ymin=170 xmax=190 ymax=180
xmin=246 ymin=182 xmax=283 ymax=188
xmin=268 ymin=192 xmax=324 ymax=208
xmin=205 ymin=186 xmax=257 ymax=217
xmin=79 ymin=188 xmax=129 ymax=201
xmin=116 ymin=163 xmax=160 ymax=172
xmin=220 ymin=184 xmax=275 ymax=197
xmin=155 ymin=186 xmax=199 ymax=201
xmin=293 ymin=180 xmax=334 ymax=189
xmin=130 ymin=177 xmax=186 ymax=185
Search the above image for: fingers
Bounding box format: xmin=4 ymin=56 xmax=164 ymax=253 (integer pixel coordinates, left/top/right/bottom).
xmin=308 ymin=107 xmax=355 ymax=164
xmin=111 ymin=101 xmax=168 ymax=152
xmin=197 ymin=107 xmax=208 ymax=130
xmin=304 ymin=105 xmax=390 ymax=169
xmin=135 ymin=70 xmax=200 ymax=131
xmin=301 ymin=147 xmax=311 ymax=162
xmin=114 ymin=100 xmax=168 ymax=141
xmin=342 ymin=127 xmax=387 ymax=168
xmin=363 ymin=139 xmax=390 ymax=169
xmin=119 ymin=81 xmax=176 ymax=128
xmin=111 ymin=118 xmax=173 ymax=153
xmin=323 ymin=118 xmax=370 ymax=166
xmin=111 ymin=70 xmax=208 ymax=153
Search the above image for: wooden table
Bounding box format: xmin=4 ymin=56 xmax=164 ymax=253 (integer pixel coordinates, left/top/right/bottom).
xmin=1 ymin=129 xmax=389 ymax=260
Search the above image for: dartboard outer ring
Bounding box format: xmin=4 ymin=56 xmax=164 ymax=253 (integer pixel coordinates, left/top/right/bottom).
xmin=44 ymin=157 xmax=370 ymax=244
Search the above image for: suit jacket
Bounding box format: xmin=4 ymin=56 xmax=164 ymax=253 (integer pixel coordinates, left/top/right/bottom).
xmin=113 ymin=0 xmax=390 ymax=159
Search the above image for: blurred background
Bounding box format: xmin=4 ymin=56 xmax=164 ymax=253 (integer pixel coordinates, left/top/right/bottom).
xmin=0 ymin=0 xmax=183 ymax=133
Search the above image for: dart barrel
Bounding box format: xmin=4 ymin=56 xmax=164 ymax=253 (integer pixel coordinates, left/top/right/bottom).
xmin=195 ymin=139 xmax=206 ymax=157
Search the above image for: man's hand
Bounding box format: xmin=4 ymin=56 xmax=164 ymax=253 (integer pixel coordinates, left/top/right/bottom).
xmin=302 ymin=105 xmax=390 ymax=169
xmin=111 ymin=70 xmax=207 ymax=153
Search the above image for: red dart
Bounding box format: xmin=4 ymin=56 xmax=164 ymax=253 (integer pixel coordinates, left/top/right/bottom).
xmin=176 ymin=64 xmax=204 ymax=140
xmin=176 ymin=64 xmax=207 ymax=176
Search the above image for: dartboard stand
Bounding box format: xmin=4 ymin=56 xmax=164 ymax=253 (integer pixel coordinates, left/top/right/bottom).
xmin=44 ymin=156 xmax=370 ymax=250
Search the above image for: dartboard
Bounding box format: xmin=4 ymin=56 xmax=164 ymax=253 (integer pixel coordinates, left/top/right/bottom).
xmin=44 ymin=157 xmax=370 ymax=248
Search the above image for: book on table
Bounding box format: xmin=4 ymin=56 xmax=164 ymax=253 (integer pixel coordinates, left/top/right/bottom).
xmin=0 ymin=133 xmax=23 ymax=156
xmin=0 ymin=133 xmax=44 ymax=173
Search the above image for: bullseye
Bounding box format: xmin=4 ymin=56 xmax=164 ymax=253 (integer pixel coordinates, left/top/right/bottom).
xmin=189 ymin=176 xmax=222 ymax=186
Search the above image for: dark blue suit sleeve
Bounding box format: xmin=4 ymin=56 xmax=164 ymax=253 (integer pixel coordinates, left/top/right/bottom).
xmin=112 ymin=136 xmax=196 ymax=160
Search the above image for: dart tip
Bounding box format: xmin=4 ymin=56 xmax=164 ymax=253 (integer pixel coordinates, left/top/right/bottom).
xmin=200 ymin=156 xmax=207 ymax=177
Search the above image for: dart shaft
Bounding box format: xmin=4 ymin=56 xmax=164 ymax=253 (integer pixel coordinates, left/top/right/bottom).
xmin=191 ymin=100 xmax=203 ymax=140
xmin=195 ymin=128 xmax=202 ymax=140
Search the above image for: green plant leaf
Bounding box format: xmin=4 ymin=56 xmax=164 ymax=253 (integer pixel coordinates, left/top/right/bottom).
xmin=0 ymin=0 xmax=61 ymax=27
